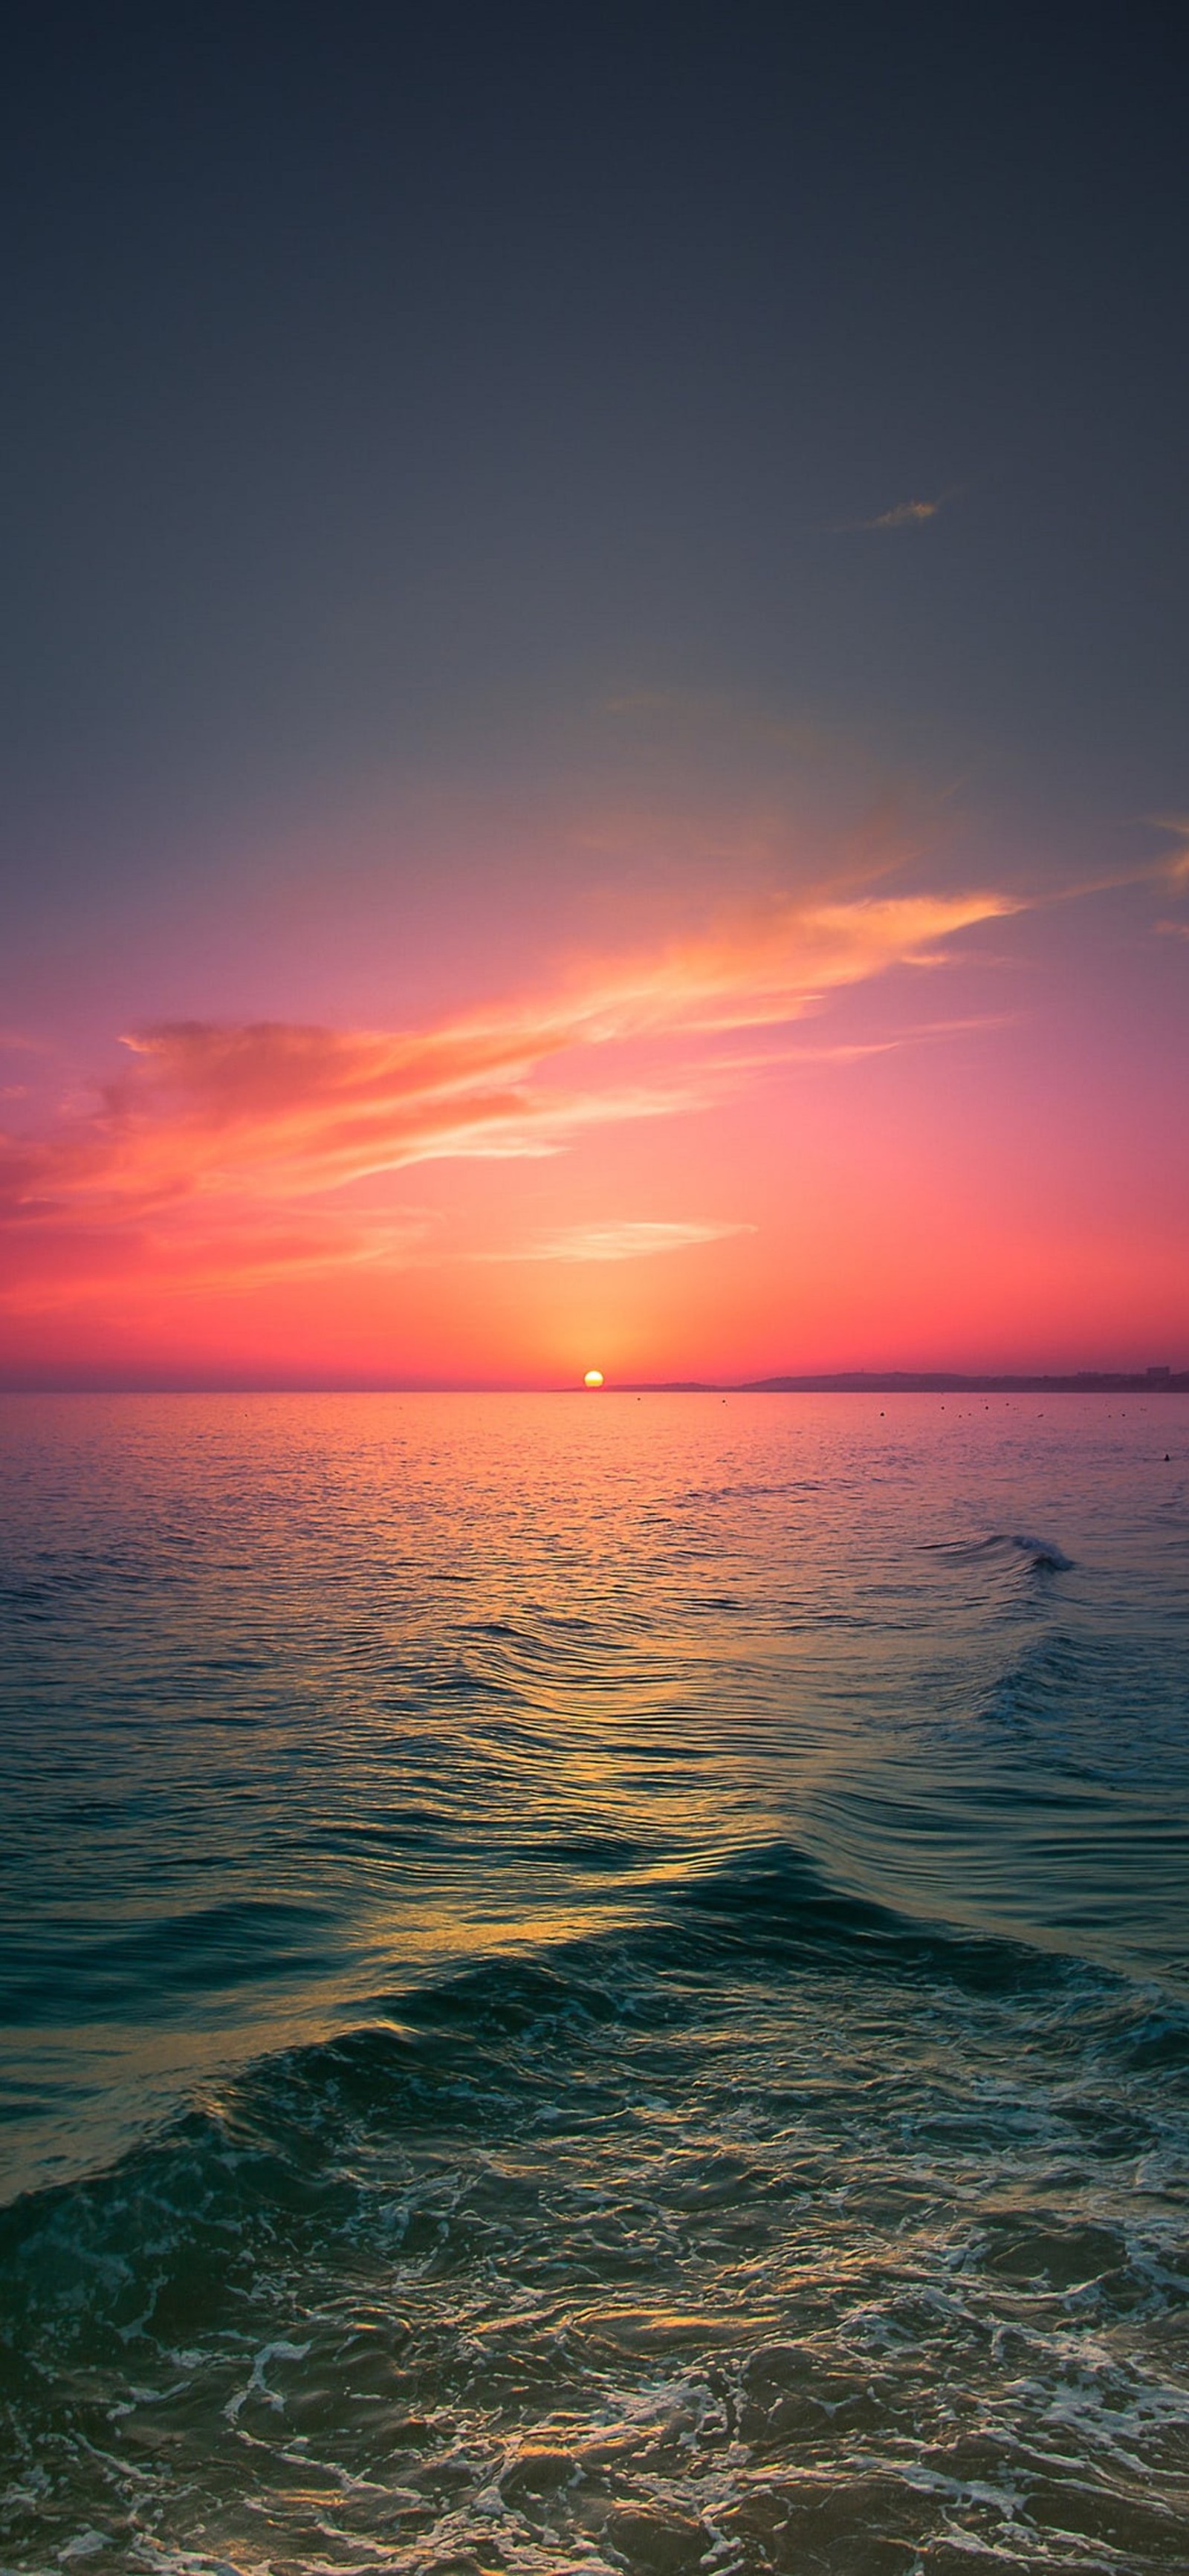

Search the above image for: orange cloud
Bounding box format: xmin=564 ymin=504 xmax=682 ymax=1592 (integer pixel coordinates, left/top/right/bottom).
xmin=864 ymin=497 xmax=943 ymax=528
xmin=0 ymin=881 xmax=1020 ymax=1314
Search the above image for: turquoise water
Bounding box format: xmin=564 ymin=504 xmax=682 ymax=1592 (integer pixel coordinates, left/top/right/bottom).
xmin=1 ymin=1392 xmax=1188 ymax=2572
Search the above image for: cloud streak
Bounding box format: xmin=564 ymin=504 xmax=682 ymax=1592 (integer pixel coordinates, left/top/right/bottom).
xmin=864 ymin=497 xmax=942 ymax=529
xmin=830 ymin=494 xmax=956 ymax=533
xmin=474 ymin=1219 xmax=755 ymax=1265
xmin=0 ymin=880 xmax=1020 ymax=1311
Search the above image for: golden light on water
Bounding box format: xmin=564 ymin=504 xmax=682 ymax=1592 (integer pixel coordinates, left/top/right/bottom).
xmin=583 ymin=1369 xmax=605 ymax=1389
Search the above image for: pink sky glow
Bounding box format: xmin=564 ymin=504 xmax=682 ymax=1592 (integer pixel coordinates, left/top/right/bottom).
xmin=1 ymin=808 xmax=1185 ymax=1387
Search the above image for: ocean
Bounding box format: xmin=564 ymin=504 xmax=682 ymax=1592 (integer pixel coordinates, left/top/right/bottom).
xmin=1 ymin=1391 xmax=1187 ymax=2574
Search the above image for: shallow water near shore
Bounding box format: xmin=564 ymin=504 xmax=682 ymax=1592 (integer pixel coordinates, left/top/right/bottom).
xmin=1 ymin=1389 xmax=1188 ymax=2573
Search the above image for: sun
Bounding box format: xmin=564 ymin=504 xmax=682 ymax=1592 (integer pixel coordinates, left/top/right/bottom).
xmin=583 ymin=1368 xmax=604 ymax=1389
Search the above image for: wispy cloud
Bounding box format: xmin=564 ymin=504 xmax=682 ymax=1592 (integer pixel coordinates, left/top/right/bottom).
xmin=474 ymin=1219 xmax=755 ymax=1265
xmin=829 ymin=494 xmax=953 ymax=533
xmin=866 ymin=497 xmax=942 ymax=529
xmin=1151 ymin=814 xmax=1189 ymax=882
xmin=0 ymin=880 xmax=1020 ymax=1311
xmin=1150 ymin=818 xmax=1189 ymax=927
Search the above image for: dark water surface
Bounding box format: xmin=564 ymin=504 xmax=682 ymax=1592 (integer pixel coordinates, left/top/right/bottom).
xmin=1 ymin=1392 xmax=1188 ymax=2573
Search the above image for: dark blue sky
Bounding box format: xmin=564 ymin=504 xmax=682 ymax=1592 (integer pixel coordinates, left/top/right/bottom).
xmin=2 ymin=1 xmax=1188 ymax=987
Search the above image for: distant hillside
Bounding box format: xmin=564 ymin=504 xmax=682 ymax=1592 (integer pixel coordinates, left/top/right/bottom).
xmin=607 ymin=1369 xmax=1188 ymax=1394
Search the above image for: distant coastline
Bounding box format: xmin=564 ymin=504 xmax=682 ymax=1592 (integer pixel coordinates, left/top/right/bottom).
xmin=612 ymin=1369 xmax=1189 ymax=1395
xmin=0 ymin=1369 xmax=1185 ymax=1397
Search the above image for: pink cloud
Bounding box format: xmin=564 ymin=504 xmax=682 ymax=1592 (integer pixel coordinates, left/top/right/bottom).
xmin=0 ymin=881 xmax=1020 ymax=1314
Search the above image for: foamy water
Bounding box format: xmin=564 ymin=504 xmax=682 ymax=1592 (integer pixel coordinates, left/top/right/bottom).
xmin=1 ymin=1392 xmax=1187 ymax=2572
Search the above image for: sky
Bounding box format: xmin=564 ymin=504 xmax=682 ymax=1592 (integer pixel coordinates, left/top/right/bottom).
xmin=1 ymin=0 xmax=1187 ymax=1387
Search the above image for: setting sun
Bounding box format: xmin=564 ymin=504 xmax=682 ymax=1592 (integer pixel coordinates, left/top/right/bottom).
xmin=583 ymin=1369 xmax=605 ymax=1389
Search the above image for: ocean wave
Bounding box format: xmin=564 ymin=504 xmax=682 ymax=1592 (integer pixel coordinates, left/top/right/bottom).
xmin=2 ymin=1842 xmax=1188 ymax=2574
xmin=3 ymin=1839 xmax=1179 ymax=2225
xmin=3 ymin=1398 xmax=1188 ymax=2570
xmin=924 ymin=1531 xmax=1074 ymax=1574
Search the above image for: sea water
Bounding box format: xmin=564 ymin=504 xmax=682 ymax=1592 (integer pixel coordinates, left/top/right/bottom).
xmin=1 ymin=1392 xmax=1187 ymax=2574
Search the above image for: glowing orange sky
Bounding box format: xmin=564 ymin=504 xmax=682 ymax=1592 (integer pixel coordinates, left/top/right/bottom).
xmin=1 ymin=805 xmax=1185 ymax=1386
xmin=4 ymin=10 xmax=1188 ymax=1388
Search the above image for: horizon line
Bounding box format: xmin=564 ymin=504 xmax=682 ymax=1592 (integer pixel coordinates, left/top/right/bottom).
xmin=0 ymin=1365 xmax=1185 ymax=1398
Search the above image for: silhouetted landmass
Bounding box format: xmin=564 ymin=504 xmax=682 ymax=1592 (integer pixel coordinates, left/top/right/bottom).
xmin=612 ymin=1368 xmax=1188 ymax=1393
xmin=744 ymin=1368 xmax=1189 ymax=1393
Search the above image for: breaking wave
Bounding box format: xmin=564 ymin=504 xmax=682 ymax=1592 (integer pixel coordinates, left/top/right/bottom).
xmin=4 ymin=1843 xmax=1189 ymax=2574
